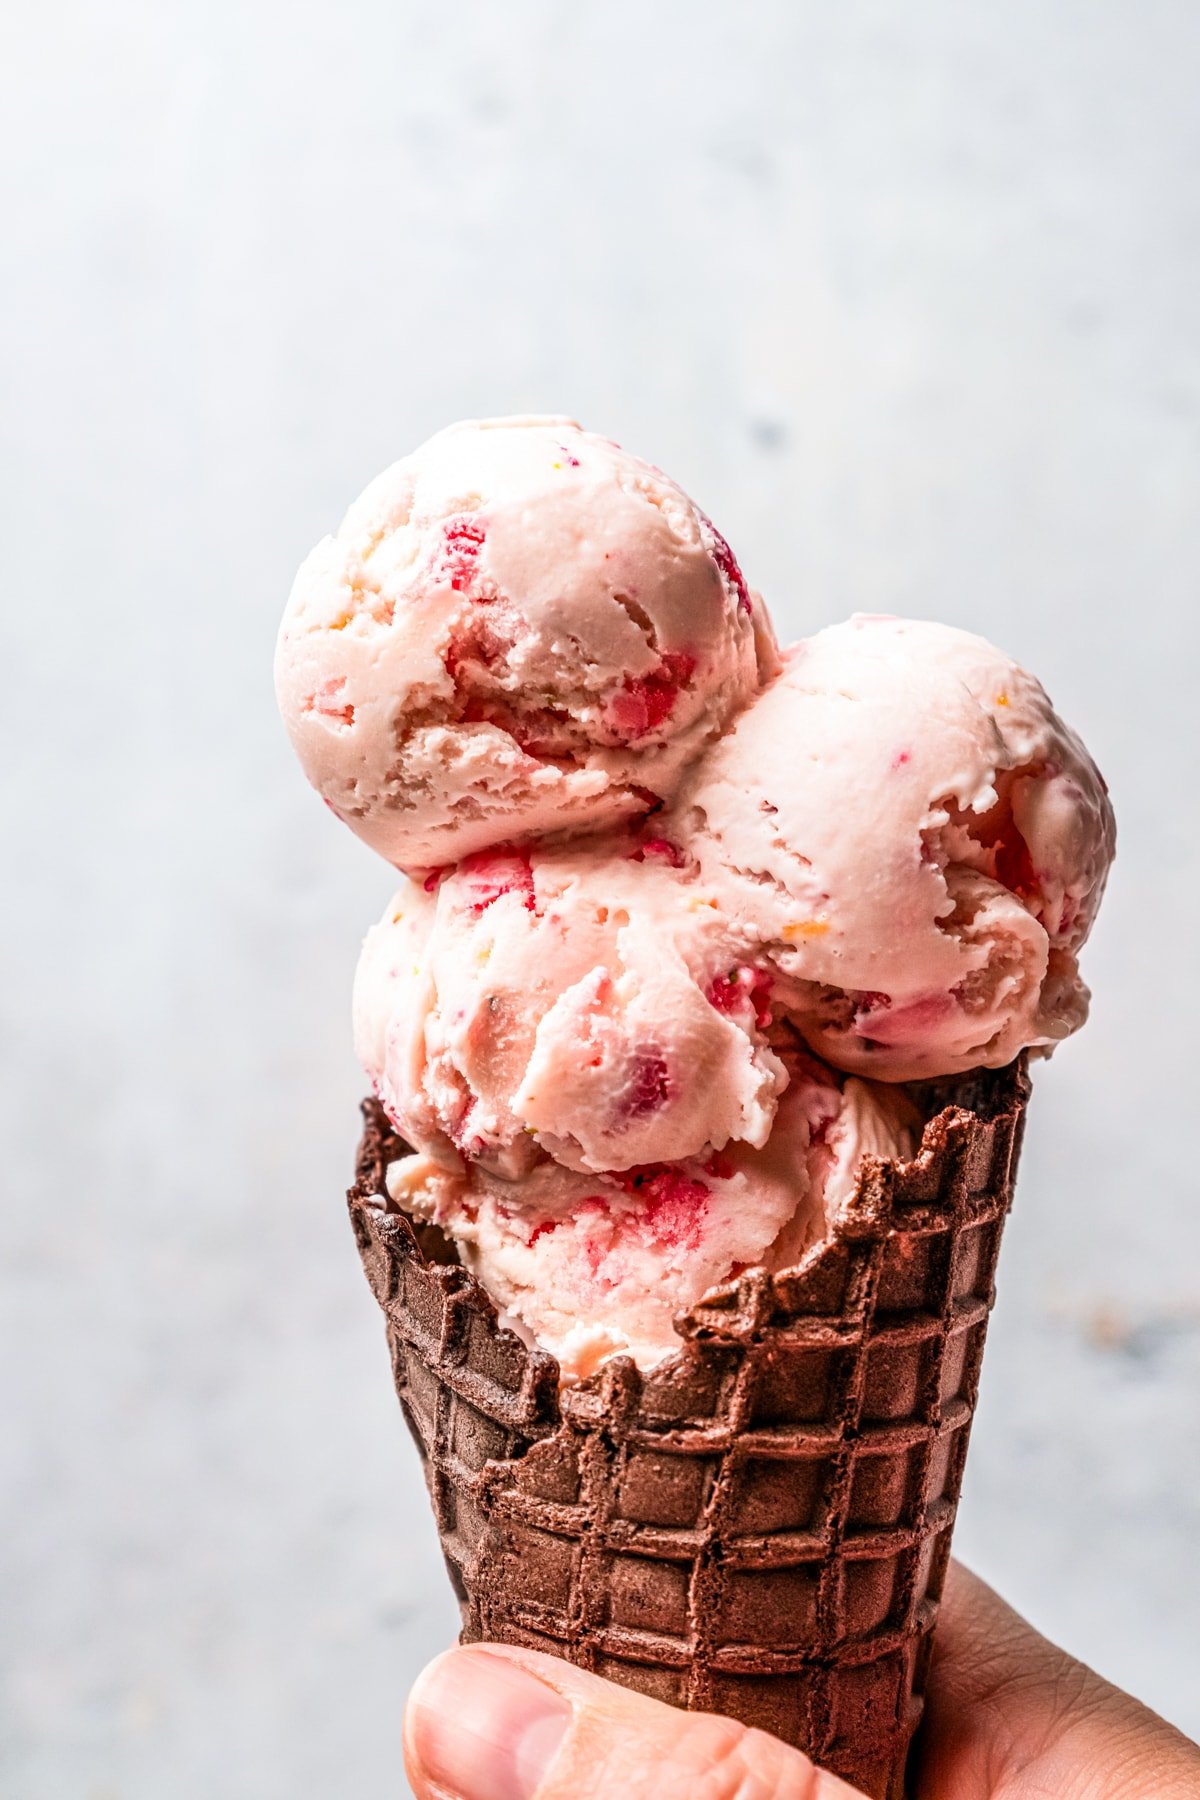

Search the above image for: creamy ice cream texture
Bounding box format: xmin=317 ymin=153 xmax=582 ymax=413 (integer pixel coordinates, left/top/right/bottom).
xmin=280 ymin=418 xmax=1114 ymax=1377
xmin=385 ymin=1050 xmax=921 ymax=1381
xmin=671 ymin=616 xmax=1116 ymax=1081
xmin=353 ymin=839 xmax=786 ymax=1182
xmin=275 ymin=416 xmax=775 ymax=870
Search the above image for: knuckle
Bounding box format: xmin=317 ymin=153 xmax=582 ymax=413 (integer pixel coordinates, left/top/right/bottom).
xmin=689 ymin=1720 xmax=817 ymax=1800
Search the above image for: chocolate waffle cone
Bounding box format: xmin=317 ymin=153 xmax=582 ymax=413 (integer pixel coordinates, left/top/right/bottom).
xmin=350 ymin=1057 xmax=1029 ymax=1799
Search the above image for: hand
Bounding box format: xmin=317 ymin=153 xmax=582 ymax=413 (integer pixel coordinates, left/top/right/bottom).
xmin=403 ymin=1562 xmax=1200 ymax=1799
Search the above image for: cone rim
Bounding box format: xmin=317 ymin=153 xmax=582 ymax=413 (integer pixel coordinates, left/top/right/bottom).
xmin=349 ymin=1056 xmax=1029 ymax=1407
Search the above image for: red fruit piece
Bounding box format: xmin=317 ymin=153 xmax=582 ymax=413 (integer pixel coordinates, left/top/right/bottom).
xmin=628 ymin=834 xmax=684 ymax=867
xmin=639 ymin=1168 xmax=709 ymax=1252
xmin=704 ymin=1149 xmax=735 ymax=1181
xmin=698 ymin=513 xmax=752 ymax=616
xmin=431 ymin=513 xmax=487 ymax=594
xmin=610 ymin=1164 xmax=710 ymax=1253
xmin=618 ymin=1052 xmax=670 ymax=1121
xmin=458 ymin=846 xmax=536 ymax=913
xmin=707 ymin=972 xmax=740 ymax=1012
xmin=707 ymin=964 xmax=773 ymax=1030
xmin=750 ymin=970 xmax=774 ymax=1029
xmin=304 ymin=678 xmax=355 ymax=726
xmin=609 ymin=651 xmax=696 ymax=740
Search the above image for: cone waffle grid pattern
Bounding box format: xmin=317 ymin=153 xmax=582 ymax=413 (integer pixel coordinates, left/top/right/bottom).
xmin=350 ymin=1061 xmax=1028 ymax=1800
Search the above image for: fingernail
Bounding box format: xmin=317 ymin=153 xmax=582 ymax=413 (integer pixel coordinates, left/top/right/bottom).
xmin=407 ymin=1647 xmax=571 ymax=1800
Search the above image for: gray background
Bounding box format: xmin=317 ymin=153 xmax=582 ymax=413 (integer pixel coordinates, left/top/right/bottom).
xmin=3 ymin=3 xmax=1198 ymax=1796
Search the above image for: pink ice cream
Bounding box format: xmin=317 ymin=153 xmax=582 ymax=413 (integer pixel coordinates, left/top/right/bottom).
xmin=384 ymin=1048 xmax=921 ymax=1380
xmin=275 ymin=417 xmax=775 ymax=871
xmin=671 ymin=615 xmax=1116 ymax=1081
xmin=278 ymin=423 xmax=1115 ymax=1384
xmin=353 ymin=835 xmax=786 ymax=1181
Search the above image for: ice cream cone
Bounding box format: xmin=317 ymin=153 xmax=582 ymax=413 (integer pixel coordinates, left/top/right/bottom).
xmin=349 ymin=1055 xmax=1029 ymax=1800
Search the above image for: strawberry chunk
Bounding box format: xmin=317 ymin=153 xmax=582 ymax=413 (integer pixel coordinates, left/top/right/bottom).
xmin=304 ymin=678 xmax=355 ymax=726
xmin=431 ymin=513 xmax=487 ymax=594
xmin=698 ymin=514 xmax=752 ymax=615
xmin=707 ymin=964 xmax=773 ymax=1030
xmin=458 ymin=846 xmax=536 ymax=913
xmin=618 ymin=1052 xmax=670 ymax=1121
xmin=608 ymin=651 xmax=696 ymax=739
xmin=628 ymin=834 xmax=684 ymax=867
xmin=611 ymin=1165 xmax=710 ymax=1253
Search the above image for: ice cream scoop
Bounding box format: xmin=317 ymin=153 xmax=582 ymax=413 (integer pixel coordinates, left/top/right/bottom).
xmin=384 ymin=1047 xmax=921 ymax=1380
xmin=276 ymin=417 xmax=775 ymax=871
xmin=671 ymin=614 xmax=1116 ymax=1081
xmin=353 ymin=833 xmax=787 ymax=1181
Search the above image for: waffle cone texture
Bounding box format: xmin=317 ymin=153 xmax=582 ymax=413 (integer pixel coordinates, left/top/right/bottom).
xmin=349 ymin=1057 xmax=1030 ymax=1800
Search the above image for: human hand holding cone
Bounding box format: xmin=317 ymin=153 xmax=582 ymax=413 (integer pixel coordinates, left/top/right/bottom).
xmin=277 ymin=418 xmax=1113 ymax=1796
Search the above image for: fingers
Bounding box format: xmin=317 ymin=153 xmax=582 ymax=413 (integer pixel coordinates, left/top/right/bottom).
xmin=404 ymin=1642 xmax=869 ymax=1800
xmin=917 ymin=1562 xmax=1200 ymax=1800
xmin=405 ymin=1572 xmax=1200 ymax=1800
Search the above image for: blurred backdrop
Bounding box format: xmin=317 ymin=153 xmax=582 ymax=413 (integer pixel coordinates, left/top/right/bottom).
xmin=3 ymin=3 xmax=1199 ymax=1796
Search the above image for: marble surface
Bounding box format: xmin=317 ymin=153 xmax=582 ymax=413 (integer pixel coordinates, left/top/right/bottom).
xmin=3 ymin=3 xmax=1199 ymax=1795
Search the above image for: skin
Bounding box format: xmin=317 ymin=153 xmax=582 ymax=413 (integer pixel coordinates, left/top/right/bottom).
xmin=403 ymin=1563 xmax=1200 ymax=1800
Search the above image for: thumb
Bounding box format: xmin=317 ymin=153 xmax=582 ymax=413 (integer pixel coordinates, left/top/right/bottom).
xmin=404 ymin=1642 xmax=868 ymax=1800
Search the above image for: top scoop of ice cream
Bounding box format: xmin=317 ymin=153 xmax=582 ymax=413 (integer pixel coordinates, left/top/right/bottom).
xmin=275 ymin=417 xmax=775 ymax=871
xmin=672 ymin=615 xmax=1115 ymax=1080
